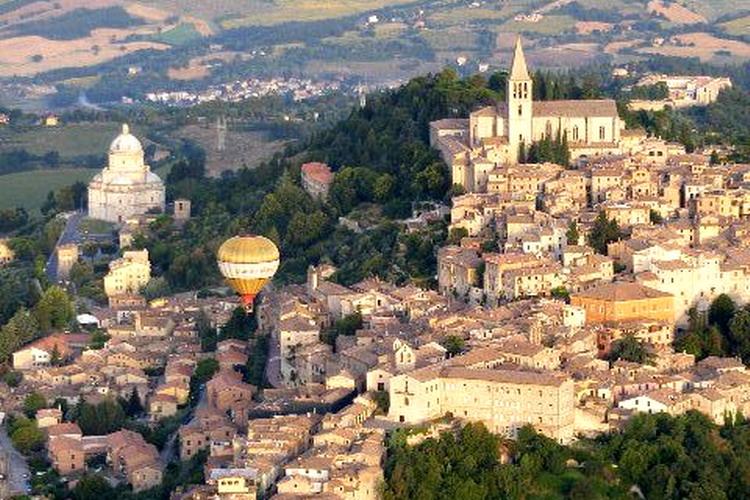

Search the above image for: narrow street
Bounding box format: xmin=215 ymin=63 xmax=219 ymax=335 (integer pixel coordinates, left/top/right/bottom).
xmin=264 ymin=333 xmax=282 ymax=388
xmin=44 ymin=210 xmax=84 ymax=283
xmin=0 ymin=427 xmax=31 ymax=496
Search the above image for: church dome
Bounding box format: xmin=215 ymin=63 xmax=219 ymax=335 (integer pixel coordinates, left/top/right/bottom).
xmin=109 ymin=124 xmax=143 ymax=154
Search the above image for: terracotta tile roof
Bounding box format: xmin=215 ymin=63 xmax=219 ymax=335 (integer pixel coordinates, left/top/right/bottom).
xmin=534 ymin=99 xmax=618 ymax=117
xmin=443 ymin=366 xmax=567 ymax=386
xmin=47 ymin=422 xmax=82 ymax=437
xmin=573 ymin=282 xmax=672 ymax=301
xmin=301 ymin=162 xmax=334 ymax=185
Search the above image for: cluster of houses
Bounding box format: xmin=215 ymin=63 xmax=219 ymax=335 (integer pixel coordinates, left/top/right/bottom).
xmin=44 ymin=414 xmax=163 ymax=493
xmin=175 ymin=396 xmax=383 ymax=499
xmin=441 ymin=146 xmax=750 ymax=327
xmin=629 ymin=74 xmax=733 ymax=111
xmin=0 ymin=293 xmax=242 ymax=491
xmin=258 ymin=263 xmax=750 ymax=448
xmin=144 ymin=77 xmax=344 ymax=106
xmin=244 ymin=99 xmax=750 ymax=454
xmin=1 ymin=59 xmax=745 ymax=498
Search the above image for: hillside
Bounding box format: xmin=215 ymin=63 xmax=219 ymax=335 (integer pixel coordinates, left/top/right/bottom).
xmin=1 ymin=0 xmax=750 ymax=107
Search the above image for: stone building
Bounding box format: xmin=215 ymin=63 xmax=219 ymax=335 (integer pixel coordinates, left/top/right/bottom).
xmin=0 ymin=239 xmax=13 ymax=265
xmin=388 ymin=365 xmax=575 ymax=443
xmin=570 ymin=282 xmax=674 ymax=325
xmin=104 ymin=249 xmax=151 ymax=299
xmin=174 ymin=198 xmax=191 ymax=220
xmin=431 ymin=38 xmax=624 ymax=192
xmin=301 ymin=162 xmax=334 ymax=199
xmin=56 ymin=243 xmax=78 ymax=281
xmin=88 ymin=124 xmax=165 ymax=223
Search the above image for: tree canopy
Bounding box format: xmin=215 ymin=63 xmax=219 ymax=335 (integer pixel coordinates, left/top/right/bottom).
xmin=384 ymin=412 xmax=750 ymax=500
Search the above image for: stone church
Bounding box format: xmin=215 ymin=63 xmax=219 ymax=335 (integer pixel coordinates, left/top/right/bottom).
xmin=430 ymin=38 xmax=625 ymax=192
xmin=88 ymin=124 xmax=165 ymax=223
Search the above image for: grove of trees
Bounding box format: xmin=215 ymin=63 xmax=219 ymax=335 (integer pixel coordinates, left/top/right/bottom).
xmin=384 ymin=412 xmax=750 ymax=499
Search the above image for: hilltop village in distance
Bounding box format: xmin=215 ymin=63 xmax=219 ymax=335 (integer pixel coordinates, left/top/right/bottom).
xmin=1 ymin=28 xmax=750 ymax=500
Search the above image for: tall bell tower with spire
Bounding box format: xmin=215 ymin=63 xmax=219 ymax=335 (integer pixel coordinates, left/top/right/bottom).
xmin=507 ymin=37 xmax=533 ymax=164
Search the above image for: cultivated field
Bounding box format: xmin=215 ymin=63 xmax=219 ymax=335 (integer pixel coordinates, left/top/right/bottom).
xmin=500 ymin=15 xmax=577 ymax=36
xmin=678 ymin=0 xmax=749 ymax=21
xmin=0 ymin=122 xmax=121 ymax=159
xmin=575 ymin=21 xmax=613 ymax=35
xmin=0 ymin=29 xmax=170 ymax=77
xmin=646 ymin=0 xmax=706 ymax=24
xmin=639 ymin=32 xmax=750 ymax=62
xmin=721 ymin=15 xmax=750 ymax=37
xmin=0 ymin=168 xmax=96 ymax=212
xmin=216 ymin=0 xmax=420 ymax=28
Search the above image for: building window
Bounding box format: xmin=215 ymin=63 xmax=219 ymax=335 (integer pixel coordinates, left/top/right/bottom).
xmin=518 ymin=104 xmax=523 ymax=116
xmin=545 ymin=121 xmax=552 ymax=138
xmin=572 ymin=125 xmax=579 ymax=141
xmin=599 ymin=126 xmax=606 ymax=141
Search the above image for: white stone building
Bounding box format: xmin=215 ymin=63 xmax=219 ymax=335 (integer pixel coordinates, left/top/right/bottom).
xmin=88 ymin=124 xmax=165 ymax=223
xmin=430 ymin=37 xmax=625 ymax=192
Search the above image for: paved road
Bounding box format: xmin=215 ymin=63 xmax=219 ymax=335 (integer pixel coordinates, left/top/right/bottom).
xmin=45 ymin=211 xmax=84 ymax=283
xmin=0 ymin=427 xmax=31 ymax=496
xmin=264 ymin=333 xmax=283 ymax=388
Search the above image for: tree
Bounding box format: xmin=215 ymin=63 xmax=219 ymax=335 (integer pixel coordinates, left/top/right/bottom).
xmin=23 ymin=392 xmax=47 ymax=417
xmin=322 ymin=312 xmax=363 ymax=346
xmin=125 ymin=386 xmax=144 ymax=417
xmin=3 ymin=370 xmax=22 ymax=387
xmin=550 ymin=286 xmax=570 ymax=302
xmin=565 ymin=221 xmax=580 ymax=245
xmin=708 ymin=294 xmax=736 ymax=336
xmin=88 ymin=330 xmax=110 ymax=350
xmin=710 ymin=150 xmax=720 ymax=165
xmin=373 ymin=391 xmax=390 ymax=414
xmin=141 ymin=277 xmax=172 ymax=300
xmin=196 ymin=309 xmax=217 ymax=352
xmin=71 ymin=474 xmax=115 ymax=500
xmin=448 ymin=227 xmax=469 ymax=245
xmin=219 ymin=307 xmax=255 ymax=341
xmin=75 ymin=399 xmax=126 ymax=435
xmin=728 ymin=308 xmax=750 ymax=363
xmin=441 ymin=335 xmax=465 ymax=356
xmin=193 ymin=358 xmax=219 ymax=385
xmin=50 ymin=343 xmax=62 ymax=366
xmin=10 ymin=418 xmax=45 ymax=455
xmin=649 ymin=209 xmax=663 ymax=224
xmin=190 ymin=358 xmax=219 ymax=404
xmin=607 ymin=335 xmax=654 ymax=364
xmin=0 ymin=308 xmax=40 ymax=363
xmin=587 ymin=211 xmax=622 ymax=254
xmin=33 ymin=285 xmax=74 ymax=333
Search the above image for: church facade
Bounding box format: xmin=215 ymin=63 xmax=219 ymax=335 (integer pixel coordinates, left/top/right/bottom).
xmin=88 ymin=124 xmax=165 ymax=223
xmin=430 ymin=38 xmax=625 ymax=193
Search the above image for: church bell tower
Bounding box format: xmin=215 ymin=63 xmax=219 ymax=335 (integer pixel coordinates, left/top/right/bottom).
xmin=507 ymin=37 xmax=533 ymax=164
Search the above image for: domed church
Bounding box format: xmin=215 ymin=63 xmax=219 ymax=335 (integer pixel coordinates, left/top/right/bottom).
xmin=88 ymin=124 xmax=165 ymax=223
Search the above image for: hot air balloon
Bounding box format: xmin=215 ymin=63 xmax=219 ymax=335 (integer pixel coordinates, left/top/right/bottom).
xmin=217 ymin=235 xmax=280 ymax=310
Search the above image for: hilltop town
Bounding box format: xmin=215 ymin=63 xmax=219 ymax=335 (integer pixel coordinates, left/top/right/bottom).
xmin=1 ymin=31 xmax=750 ymax=500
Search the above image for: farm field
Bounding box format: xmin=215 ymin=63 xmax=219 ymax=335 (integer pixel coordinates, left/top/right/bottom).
xmin=638 ymin=32 xmax=750 ymax=62
xmin=720 ymin=15 xmax=750 ymax=37
xmin=646 ymin=0 xmax=705 ymax=24
xmin=217 ymin=0 xmax=420 ymax=28
xmin=500 ymin=14 xmax=577 ymax=35
xmin=0 ymin=168 xmax=96 ymax=212
xmin=0 ymin=122 xmax=121 ymax=159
